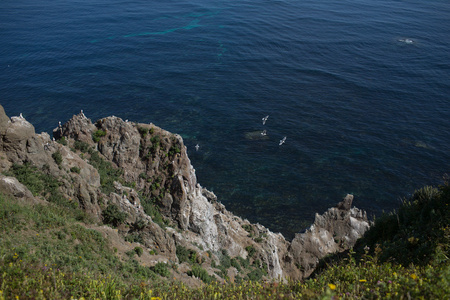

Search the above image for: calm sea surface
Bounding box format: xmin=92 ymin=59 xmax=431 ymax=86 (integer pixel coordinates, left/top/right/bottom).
xmin=1 ymin=0 xmax=449 ymax=238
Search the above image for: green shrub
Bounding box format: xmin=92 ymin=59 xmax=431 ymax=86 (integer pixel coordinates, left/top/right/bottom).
xmin=137 ymin=126 xmax=149 ymax=137
xmin=151 ymin=262 xmax=170 ymax=277
xmin=246 ymin=268 xmax=264 ymax=281
xmin=245 ymin=245 xmax=256 ymax=258
xmin=220 ymin=249 xmax=231 ymax=269
xmin=132 ymin=218 xmax=147 ymax=231
xmin=149 ymin=136 xmax=160 ymax=153
xmin=102 ymin=204 xmax=127 ymax=227
xmin=52 ymin=151 xmax=63 ymax=165
xmin=125 ymin=232 xmax=144 ymax=244
xmin=92 ymin=130 xmax=107 ymax=142
xmin=134 ymin=247 xmax=143 ymax=257
xmin=356 ymin=183 xmax=450 ymax=266
xmin=57 ymin=136 xmax=67 ymax=146
xmin=168 ymin=145 xmax=181 ymax=157
xmin=231 ymin=258 xmax=241 ymax=272
xmin=70 ymin=166 xmax=81 ymax=174
xmin=237 ymin=256 xmax=250 ymax=269
xmin=74 ymin=140 xmax=91 ymax=153
xmin=176 ymin=245 xmax=197 ymax=264
xmin=188 ymin=264 xmax=214 ymax=283
xmin=140 ymin=195 xmax=165 ymax=229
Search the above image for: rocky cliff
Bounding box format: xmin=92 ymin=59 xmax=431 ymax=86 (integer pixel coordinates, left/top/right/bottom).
xmin=0 ymin=104 xmax=370 ymax=283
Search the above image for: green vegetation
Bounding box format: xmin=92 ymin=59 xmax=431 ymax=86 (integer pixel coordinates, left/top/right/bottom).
xmin=149 ymin=135 xmax=161 ymax=153
xmin=56 ymin=136 xmax=67 ymax=146
xmin=70 ymin=166 xmax=80 ymax=174
xmin=176 ymin=245 xmax=198 ymax=264
xmin=52 ymin=151 xmax=63 ymax=165
xmin=0 ymin=194 xmax=163 ymax=299
xmin=4 ymin=163 xmax=78 ymax=210
xmin=151 ymin=262 xmax=170 ymax=278
xmin=168 ymin=144 xmax=181 ymax=157
xmin=72 ymin=139 xmax=124 ymax=194
xmin=92 ymin=129 xmax=107 ymax=142
xmin=0 ymin=171 xmax=448 ymax=299
xmin=134 ymin=247 xmax=143 ymax=257
xmin=73 ymin=140 xmax=91 ymax=153
xmin=102 ymin=204 xmax=127 ymax=228
xmin=140 ymin=194 xmax=165 ymax=229
xmin=88 ymin=151 xmax=123 ymax=194
xmin=245 ymin=245 xmax=256 ymax=258
xmin=137 ymin=126 xmax=149 ymax=137
xmin=188 ymin=264 xmax=215 ymax=283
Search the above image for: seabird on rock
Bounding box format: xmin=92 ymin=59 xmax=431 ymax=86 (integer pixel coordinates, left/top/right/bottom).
xmin=81 ymin=109 xmax=86 ymax=118
xmin=195 ymin=144 xmax=200 ymax=151
xmin=261 ymin=130 xmax=267 ymax=136
xmin=19 ymin=113 xmax=24 ymax=119
xmin=262 ymin=115 xmax=269 ymax=125
xmin=279 ymin=136 xmax=286 ymax=145
xmin=58 ymin=121 xmax=62 ymax=128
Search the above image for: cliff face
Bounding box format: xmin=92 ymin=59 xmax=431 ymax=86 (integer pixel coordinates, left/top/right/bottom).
xmin=0 ymin=104 xmax=370 ymax=282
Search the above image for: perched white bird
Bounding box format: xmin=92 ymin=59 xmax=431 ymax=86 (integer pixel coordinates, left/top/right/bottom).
xmin=19 ymin=113 xmax=24 ymax=119
xmin=195 ymin=144 xmax=200 ymax=151
xmin=279 ymin=136 xmax=286 ymax=145
xmin=262 ymin=115 xmax=269 ymax=125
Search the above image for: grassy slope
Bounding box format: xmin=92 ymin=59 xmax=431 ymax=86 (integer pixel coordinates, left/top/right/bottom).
xmin=1 ymin=171 xmax=449 ymax=299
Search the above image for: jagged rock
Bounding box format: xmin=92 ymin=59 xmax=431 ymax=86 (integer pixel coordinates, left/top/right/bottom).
xmin=290 ymin=194 xmax=370 ymax=278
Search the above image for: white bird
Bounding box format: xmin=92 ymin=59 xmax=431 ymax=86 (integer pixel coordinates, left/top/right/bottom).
xmin=279 ymin=136 xmax=286 ymax=145
xmin=19 ymin=113 xmax=24 ymax=119
xmin=81 ymin=109 xmax=86 ymax=118
xmin=58 ymin=121 xmax=62 ymax=127
xmin=262 ymin=115 xmax=269 ymax=125
xmin=261 ymin=130 xmax=267 ymax=136
xmin=195 ymin=144 xmax=200 ymax=151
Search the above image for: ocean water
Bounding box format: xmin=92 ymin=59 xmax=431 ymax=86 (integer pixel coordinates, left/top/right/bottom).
xmin=1 ymin=0 xmax=449 ymax=239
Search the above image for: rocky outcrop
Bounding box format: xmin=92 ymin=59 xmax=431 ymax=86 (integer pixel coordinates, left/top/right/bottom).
xmin=290 ymin=194 xmax=370 ymax=277
xmin=0 ymin=104 xmax=370 ymax=282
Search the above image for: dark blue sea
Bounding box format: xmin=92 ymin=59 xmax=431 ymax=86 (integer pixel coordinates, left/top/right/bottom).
xmin=1 ymin=0 xmax=449 ymax=238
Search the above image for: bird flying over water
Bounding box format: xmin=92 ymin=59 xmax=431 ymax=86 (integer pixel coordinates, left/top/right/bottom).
xmin=262 ymin=115 xmax=269 ymax=125
xmin=261 ymin=130 xmax=267 ymax=136
xmin=195 ymin=144 xmax=200 ymax=151
xmin=279 ymin=136 xmax=286 ymax=145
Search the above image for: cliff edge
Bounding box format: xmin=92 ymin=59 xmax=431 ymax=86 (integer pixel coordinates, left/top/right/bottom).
xmin=0 ymin=105 xmax=370 ymax=283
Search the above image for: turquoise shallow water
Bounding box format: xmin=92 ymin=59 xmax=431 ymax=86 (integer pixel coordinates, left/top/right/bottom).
xmin=1 ymin=0 xmax=449 ymax=238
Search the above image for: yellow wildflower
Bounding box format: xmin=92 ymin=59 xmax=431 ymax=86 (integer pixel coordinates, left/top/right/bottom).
xmin=359 ymin=279 xmax=367 ymax=283
xmin=328 ymin=283 xmax=336 ymax=290
xmin=410 ymin=274 xmax=417 ymax=280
